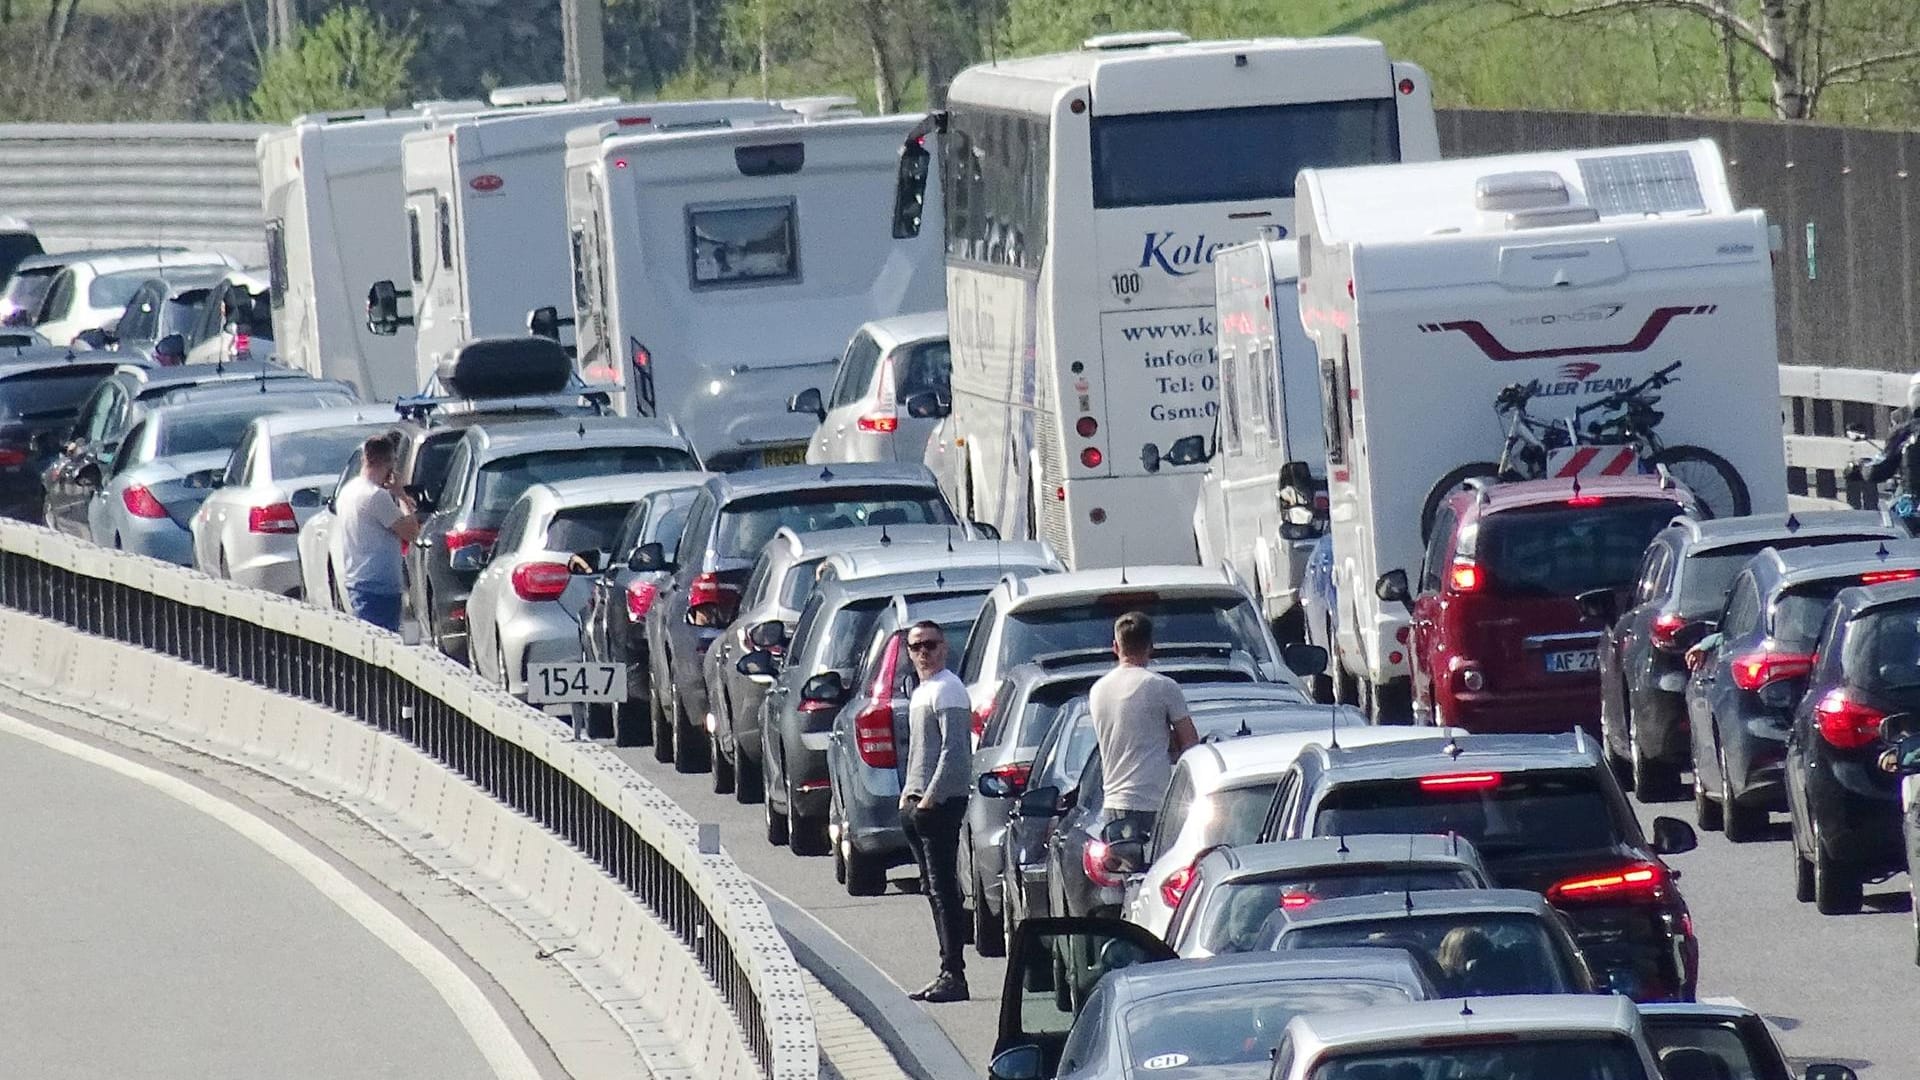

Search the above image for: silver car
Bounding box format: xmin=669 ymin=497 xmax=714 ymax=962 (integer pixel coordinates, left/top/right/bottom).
xmin=468 ymin=474 xmax=700 ymax=700
xmin=797 ymin=312 xmax=949 ymax=465
xmin=191 ymin=406 xmax=394 ymax=596
xmin=85 ymin=397 xmax=313 ymax=563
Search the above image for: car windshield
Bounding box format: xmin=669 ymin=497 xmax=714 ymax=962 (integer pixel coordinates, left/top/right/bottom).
xmin=1277 ymin=912 xmax=1571 ymax=997
xmin=546 ymin=503 xmax=631 ymax=554
xmin=270 ymin=426 xmax=385 ymax=480
xmin=1770 ymin=580 xmax=1857 ymax=650
xmin=1122 ymin=981 xmax=1409 ymax=1076
xmin=1643 ymin=1019 xmax=1777 ymax=1080
xmin=476 ymin=446 xmax=698 ymax=516
xmin=1308 ymin=1038 xmax=1650 ymax=1080
xmin=1000 ymin=594 xmax=1274 ymax=670
xmin=1845 ymin=600 xmax=1920 ymax=697
xmin=158 ymin=410 xmax=274 ymax=457
xmin=1 ymin=267 xmax=56 ymax=326
xmin=1310 ymin=770 xmax=1622 ymax=861
xmin=1680 ymin=536 xmax=1887 ymax=612
xmin=714 ymin=486 xmax=954 ymax=559
xmin=1198 ymin=868 xmax=1480 ymax=955
xmin=0 ymin=368 xmax=119 ymax=422
xmin=1476 ymin=501 xmax=1681 ymax=598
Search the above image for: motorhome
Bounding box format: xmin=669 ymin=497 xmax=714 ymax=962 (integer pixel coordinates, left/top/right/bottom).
xmin=1192 ymin=233 xmax=1325 ymax=639
xmin=1294 ymin=139 xmax=1786 ymax=716
xmin=896 ymin=32 xmax=1437 ymax=568
xmin=565 ymin=114 xmax=944 ymax=470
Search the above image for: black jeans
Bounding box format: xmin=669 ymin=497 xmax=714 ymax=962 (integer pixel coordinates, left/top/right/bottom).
xmin=902 ymin=796 xmax=968 ymax=976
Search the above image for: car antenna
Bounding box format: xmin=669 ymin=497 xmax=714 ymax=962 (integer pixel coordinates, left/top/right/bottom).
xmin=1459 ymin=1000 xmax=1474 ymax=1018
xmin=1569 ymin=475 xmax=1582 ymax=502
xmin=935 ymin=569 xmax=946 ymax=588
xmin=1449 ymin=830 xmax=1460 ymax=856
xmin=1235 ymin=716 xmax=1251 ymax=738
xmin=1785 ymin=513 xmax=1801 ymax=533
xmin=577 ymin=421 xmax=587 ymax=438
xmin=1336 ymin=833 xmax=1349 ymax=854
xmin=1878 ymin=542 xmax=1891 ymax=561
xmin=1404 ymin=834 xmax=1416 ymax=913
xmin=1443 ymin=733 xmax=1461 ymax=758
xmin=881 ymin=523 xmax=893 ymax=545
xmin=819 ymin=466 xmax=834 ymax=482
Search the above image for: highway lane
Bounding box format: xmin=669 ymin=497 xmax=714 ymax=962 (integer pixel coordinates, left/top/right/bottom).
xmin=0 ymin=721 xmax=508 ymax=1080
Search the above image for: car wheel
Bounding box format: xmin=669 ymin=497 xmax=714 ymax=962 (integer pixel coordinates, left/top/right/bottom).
xmin=1331 ymin=643 xmax=1359 ymax=707
xmin=1813 ymin=829 xmax=1864 ymax=915
xmin=586 ymin=702 xmax=614 ymax=740
xmin=1911 ymin=873 xmax=1920 ymax=966
xmin=1791 ymin=813 xmax=1816 ymax=902
xmin=735 ymin=748 xmax=765 ymax=805
xmin=650 ymin=684 xmax=673 ymax=764
xmin=710 ymin=724 xmax=735 ymax=794
xmin=973 ymin=866 xmax=1007 ymax=957
xmin=842 ymin=796 xmax=886 ymax=896
xmin=614 ymin=697 xmax=648 ymax=747
xmin=830 ymin=786 xmax=849 ymax=885
xmin=673 ymin=697 xmax=709 ymax=774
xmin=1720 ymin=746 xmax=1765 ymax=843
xmin=1630 ymin=721 xmax=1682 ymax=802
xmin=764 ymin=776 xmax=790 ymax=847
xmin=788 ymin=773 xmax=830 ymax=856
xmin=496 ymin=641 xmax=511 ymax=694
xmin=1693 ymin=772 xmax=1723 ymax=831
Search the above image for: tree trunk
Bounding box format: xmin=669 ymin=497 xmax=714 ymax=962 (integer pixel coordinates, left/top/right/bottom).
xmin=1759 ymin=0 xmax=1810 ymax=118
xmin=757 ymin=2 xmax=770 ymax=99
xmin=870 ymin=36 xmax=898 ymax=112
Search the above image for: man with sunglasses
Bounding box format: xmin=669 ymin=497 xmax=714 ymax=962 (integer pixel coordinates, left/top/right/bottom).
xmin=899 ymin=620 xmax=973 ymax=1003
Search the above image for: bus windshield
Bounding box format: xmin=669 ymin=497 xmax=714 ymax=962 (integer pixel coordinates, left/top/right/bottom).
xmin=1090 ymin=99 xmax=1399 ymax=208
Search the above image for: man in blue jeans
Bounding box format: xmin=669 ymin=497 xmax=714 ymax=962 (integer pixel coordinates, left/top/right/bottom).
xmin=329 ymin=433 xmax=418 ymax=632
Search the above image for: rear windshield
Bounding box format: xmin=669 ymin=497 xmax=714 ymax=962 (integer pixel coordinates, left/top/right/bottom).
xmin=1198 ymin=782 xmax=1282 ymax=851
xmin=1309 ymin=1037 xmax=1649 ymax=1080
xmin=270 ymin=426 xmax=383 ymax=479
xmin=1198 ymin=866 xmax=1478 ymax=955
xmin=476 ymin=446 xmax=698 ymax=516
xmin=1010 ymin=680 xmax=1096 ymax=749
xmin=1845 ymin=600 xmax=1920 ymax=696
xmin=546 ymin=504 xmax=631 ymax=554
xmin=1091 ymin=99 xmax=1399 ymax=207
xmin=1001 ymin=595 xmax=1273 ymax=669
xmin=1 ymin=266 xmax=56 ymax=326
xmin=1121 ymin=980 xmax=1408 ymax=1078
xmin=1641 ymin=1020 xmax=1779 ymax=1080
xmin=158 ymin=410 xmax=267 ymax=456
xmin=1275 ymin=912 xmax=1572 ymax=997
xmin=1310 ymin=770 xmax=1622 ymax=860
xmin=1476 ymin=501 xmax=1680 ymax=598
xmin=715 ymin=486 xmax=954 ymax=559
xmin=0 ymin=368 xmax=117 ymax=422
xmin=894 ymin=339 xmax=950 ymax=400
xmin=1771 ymin=580 xmax=1854 ymax=650
xmin=89 ymin=269 xmax=164 ymax=311
xmin=1682 ymin=535 xmax=1889 ymax=612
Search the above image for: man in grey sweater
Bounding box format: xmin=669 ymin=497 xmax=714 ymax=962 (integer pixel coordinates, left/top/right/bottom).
xmin=899 ymin=620 xmax=974 ymax=1003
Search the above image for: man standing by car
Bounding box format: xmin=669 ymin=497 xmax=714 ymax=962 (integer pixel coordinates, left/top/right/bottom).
xmin=332 ymin=432 xmax=418 ymax=633
xmin=1089 ymin=612 xmax=1198 ymax=843
xmin=899 ymin=620 xmax=973 ymax=1003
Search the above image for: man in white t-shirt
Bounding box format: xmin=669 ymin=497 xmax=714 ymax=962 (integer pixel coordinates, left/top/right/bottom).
xmin=329 ymin=432 xmax=419 ymax=632
xmin=1088 ymin=612 xmax=1197 ymax=844
xmin=899 ymin=619 xmax=974 ymax=1003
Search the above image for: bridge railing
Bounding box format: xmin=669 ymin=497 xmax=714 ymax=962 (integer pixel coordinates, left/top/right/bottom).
xmin=0 ymin=518 xmax=813 ymax=1080
xmin=1781 ymin=363 xmax=1910 ymax=509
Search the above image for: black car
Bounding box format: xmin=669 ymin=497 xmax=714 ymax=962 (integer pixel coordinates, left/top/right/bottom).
xmin=639 ymin=463 xmax=957 ymax=775
xmin=1787 ymin=578 xmax=1920 ymax=915
xmin=1257 ymin=732 xmax=1701 ymax=1002
xmin=1686 ymin=540 xmax=1920 ymax=843
xmin=1588 ymin=512 xmax=1901 ymax=801
xmin=0 ymin=350 xmax=127 ymax=521
xmin=579 ymin=482 xmax=704 ymax=746
xmin=410 ymin=418 xmax=699 ymax=664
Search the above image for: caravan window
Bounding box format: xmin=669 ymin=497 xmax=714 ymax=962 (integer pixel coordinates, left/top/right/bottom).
xmin=687 ymin=201 xmax=797 ymax=288
xmin=407 ymin=208 xmax=424 ymax=284
xmin=1219 ymin=348 xmax=1242 ymax=453
xmin=436 ymin=196 xmax=454 ymax=271
xmin=265 ymin=220 xmax=288 ymax=308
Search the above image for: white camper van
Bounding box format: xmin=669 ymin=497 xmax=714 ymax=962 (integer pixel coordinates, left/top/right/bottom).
xmin=565 ymin=115 xmax=944 ymax=470
xmin=1192 ymin=233 xmax=1325 ymax=639
xmin=375 ymin=98 xmax=796 ymax=390
xmin=1294 ymin=139 xmax=1786 ymax=711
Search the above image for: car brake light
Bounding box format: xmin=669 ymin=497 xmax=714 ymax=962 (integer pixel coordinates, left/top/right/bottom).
xmin=1567 ymin=494 xmax=1604 ymax=507
xmin=990 ymin=761 xmax=1032 ymax=790
xmin=1861 ymin=569 xmax=1920 ymax=585
xmin=0 ymin=447 xmax=26 ymax=467
xmin=687 ymin=571 xmax=739 ymax=614
xmin=1650 ymin=613 xmax=1689 ymax=651
xmin=857 ymin=413 xmax=899 ymax=433
xmin=972 ymin=699 xmax=996 ymax=740
xmin=444 ymin=527 xmax=498 ymax=553
xmin=1546 ymin=861 xmax=1666 ymax=905
xmin=247 ymin=502 xmax=299 ymax=534
xmin=1160 ymin=861 xmax=1198 ymax=909
xmin=1814 ymin=688 xmax=1885 ymax=750
xmin=1419 ymin=772 xmax=1502 ymax=792
xmin=854 ymin=702 xmax=897 ymax=766
xmin=1728 ymin=650 xmax=1813 ymax=691
xmin=122 ymin=484 xmax=168 ymax=519
xmin=511 ymin=561 xmax=572 ymax=602
xmin=1448 ymin=561 xmax=1481 ymax=592
xmin=1084 ymin=839 xmax=1125 ymax=889
xmin=1278 ymin=892 xmax=1316 ymax=909
xmin=624 ymin=580 xmax=657 ymax=621
xmin=1076 ymin=416 xmax=1098 ymax=438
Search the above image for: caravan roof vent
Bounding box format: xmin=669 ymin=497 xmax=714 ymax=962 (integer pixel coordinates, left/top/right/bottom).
xmin=1476 ymin=171 xmax=1571 ymax=213
xmin=489 ymin=83 xmax=571 ymax=108
xmin=1506 ymin=206 xmax=1601 ymax=230
xmin=1083 ymin=30 xmax=1191 ymax=50
xmin=780 ymin=96 xmax=862 ymax=121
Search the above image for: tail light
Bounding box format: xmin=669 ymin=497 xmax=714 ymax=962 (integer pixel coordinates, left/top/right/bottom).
xmin=624 ymin=580 xmax=657 ymax=621
xmin=1080 ymin=447 xmax=1103 ymax=468
xmin=444 ymin=527 xmax=498 ymax=553
xmin=247 ymin=502 xmax=299 ymax=534
xmin=1861 ymin=569 xmax=1920 ymax=585
xmin=1278 ymin=892 xmax=1316 ymax=910
xmin=511 ymin=561 xmax=571 ymax=602
xmin=857 ymin=413 xmax=899 ymax=433
xmin=0 ymin=447 xmax=26 ymax=467
xmin=854 ymin=703 xmax=897 ymax=767
xmin=1728 ymin=650 xmax=1813 ymax=691
xmin=1076 ymin=416 xmax=1098 ymax=438
xmin=1419 ymin=772 xmax=1501 ymax=792
xmin=1160 ymin=860 xmax=1198 ymax=909
xmin=687 ymin=571 xmax=740 ymax=615
xmin=972 ymin=696 xmax=998 ymax=740
xmin=1566 ymin=494 xmax=1604 ymax=507
xmin=122 ymin=484 xmax=168 ymax=519
xmin=989 ymin=761 xmax=1031 ymax=792
xmin=1447 ymin=561 xmax=1482 ymax=592
xmin=1649 ymin=613 xmax=1689 ymax=651
xmin=1546 ymin=861 xmax=1667 ymax=905
xmin=1814 ymin=688 xmax=1885 ymax=750
xmin=1084 ymin=839 xmax=1125 ymax=889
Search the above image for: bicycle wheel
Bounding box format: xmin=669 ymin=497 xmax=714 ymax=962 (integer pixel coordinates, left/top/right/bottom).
xmin=1651 ymin=445 xmax=1750 ymax=519
xmin=1421 ymin=462 xmax=1502 ymax=542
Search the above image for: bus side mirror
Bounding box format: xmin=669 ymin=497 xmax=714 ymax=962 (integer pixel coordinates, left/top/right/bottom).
xmin=891 ymin=136 xmax=931 ymax=239
xmin=366 ymin=280 xmax=413 ymax=336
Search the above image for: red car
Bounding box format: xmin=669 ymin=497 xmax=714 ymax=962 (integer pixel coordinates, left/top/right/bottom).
xmin=1397 ymin=475 xmax=1697 ymax=733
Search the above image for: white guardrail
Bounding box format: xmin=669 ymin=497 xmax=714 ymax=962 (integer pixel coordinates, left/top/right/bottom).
xmin=0 ymin=518 xmax=815 ymax=1080
xmin=1780 ymin=364 xmax=1912 ymax=509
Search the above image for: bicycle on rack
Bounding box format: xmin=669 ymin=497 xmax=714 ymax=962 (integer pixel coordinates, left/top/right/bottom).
xmin=1419 ymin=360 xmax=1751 ymax=538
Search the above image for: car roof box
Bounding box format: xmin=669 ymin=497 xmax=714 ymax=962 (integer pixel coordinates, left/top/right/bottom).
xmin=437 ymin=337 xmax=573 ymax=400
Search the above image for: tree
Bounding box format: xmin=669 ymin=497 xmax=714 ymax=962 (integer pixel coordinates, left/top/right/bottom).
xmin=245 ymin=5 xmax=419 ymax=122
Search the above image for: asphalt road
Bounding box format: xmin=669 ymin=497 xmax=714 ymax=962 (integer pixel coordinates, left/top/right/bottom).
xmin=0 ymin=722 xmax=502 ymax=1080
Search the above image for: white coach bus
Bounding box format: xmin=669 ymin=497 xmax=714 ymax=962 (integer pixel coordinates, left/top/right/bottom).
xmin=894 ymin=32 xmax=1438 ymax=568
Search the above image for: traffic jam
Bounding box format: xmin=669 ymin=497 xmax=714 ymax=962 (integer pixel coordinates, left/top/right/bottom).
xmin=0 ymin=29 xmax=1910 ymax=1080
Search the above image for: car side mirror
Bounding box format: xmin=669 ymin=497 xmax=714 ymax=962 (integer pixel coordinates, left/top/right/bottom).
xmin=904 ymin=390 xmax=950 ymax=419
xmin=289 ymin=487 xmax=323 ymax=510
xmin=1282 ymin=642 xmax=1329 ymax=679
xmin=75 ymin=463 xmax=101 ymax=490
xmin=988 ymin=1045 xmax=1045 ymax=1080
xmin=1375 ymin=568 xmax=1412 ymax=608
xmin=1883 ymin=732 xmax=1920 ymax=776
xmin=1804 ymin=1065 xmax=1858 ymax=1080
xmin=569 ymin=549 xmax=605 ymax=574
xmin=1649 ymin=816 xmax=1697 ymax=856
xmin=1016 ymin=784 xmax=1060 ymax=819
xmin=969 ymin=520 xmax=1001 ymax=541
xmin=979 ymin=772 xmax=1022 ymax=799
xmin=365 ymin=280 xmax=413 ymax=336
xmin=736 ymin=650 xmax=778 ymax=678
xmin=402 ymin=483 xmax=429 ymax=504
xmin=801 ymin=670 xmax=846 ymax=705
xmin=1163 ymin=433 xmax=1212 ymax=467
xmin=787 ymin=386 xmax=826 ymax=421
xmin=1279 ymin=459 xmax=1313 ymax=491
xmin=1575 ymin=588 xmax=1618 ymax=626
xmin=629 ymin=541 xmax=669 ymax=573
xmin=1879 ymin=713 xmax=1920 ymax=744
xmin=748 ymin=620 xmax=788 ymax=649
xmin=1102 ymin=838 xmax=1147 ymax=876
xmin=448 ymin=545 xmax=491 ymax=572
xmin=1674 ymin=620 xmax=1716 ymax=652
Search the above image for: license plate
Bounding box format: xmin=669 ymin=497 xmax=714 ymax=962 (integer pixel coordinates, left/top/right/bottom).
xmin=1545 ymin=650 xmax=1599 ymax=674
xmin=758 ymin=445 xmax=808 ymax=467
xmin=526 ymin=662 xmax=626 ymax=704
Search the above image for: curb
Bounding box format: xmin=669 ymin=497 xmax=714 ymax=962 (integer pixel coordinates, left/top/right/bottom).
xmin=759 ymin=888 xmax=974 ymax=1080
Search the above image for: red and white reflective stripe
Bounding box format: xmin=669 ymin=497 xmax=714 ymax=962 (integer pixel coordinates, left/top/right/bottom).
xmin=1550 ymin=447 xmax=1638 ymax=478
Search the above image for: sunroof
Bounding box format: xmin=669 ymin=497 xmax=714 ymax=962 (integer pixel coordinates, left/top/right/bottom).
xmin=1577 ymin=150 xmax=1706 ymax=216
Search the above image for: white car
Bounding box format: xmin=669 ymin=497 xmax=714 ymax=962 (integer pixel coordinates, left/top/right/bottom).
xmin=1124 ymin=725 xmax=1466 ymax=939
xmin=34 ymin=250 xmax=238 ymax=348
xmin=192 ymin=405 xmax=393 ymax=596
xmin=1269 ymin=994 xmax=1664 ymax=1080
xmin=799 ymin=311 xmax=949 ymax=466
xmin=468 ymin=473 xmax=709 ymax=700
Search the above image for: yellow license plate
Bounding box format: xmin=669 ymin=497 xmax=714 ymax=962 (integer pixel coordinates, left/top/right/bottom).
xmin=759 ymin=445 xmax=808 ymax=467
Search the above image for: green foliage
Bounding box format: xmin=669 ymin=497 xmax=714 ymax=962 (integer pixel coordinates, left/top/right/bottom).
xmin=245 ymin=5 xmax=419 ymax=122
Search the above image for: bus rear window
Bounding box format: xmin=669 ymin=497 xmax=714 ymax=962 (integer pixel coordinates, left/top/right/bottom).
xmin=1090 ymin=99 xmax=1399 ymax=208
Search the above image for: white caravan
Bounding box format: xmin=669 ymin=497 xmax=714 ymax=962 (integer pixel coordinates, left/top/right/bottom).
xmin=1295 ymin=139 xmax=1786 ymax=706
xmin=901 ymin=32 xmax=1437 ymax=569
xmin=380 ymin=98 xmax=797 ymax=390
xmin=565 ymin=114 xmax=944 ymax=470
xmin=1192 ymin=233 xmax=1325 ymax=639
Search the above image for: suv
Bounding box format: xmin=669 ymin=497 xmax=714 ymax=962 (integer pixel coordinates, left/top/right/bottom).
xmin=0 ymin=350 xmax=129 ymax=521
xmin=1386 ymin=475 xmax=1696 ymax=733
xmin=639 ymin=463 xmax=958 ymax=774
xmin=1258 ymin=733 xmax=1701 ymax=1002
xmin=1587 ymin=511 xmax=1901 ymax=801
xmin=1685 ymin=540 xmax=1920 ymax=844
xmin=797 ymin=311 xmax=949 ymax=465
